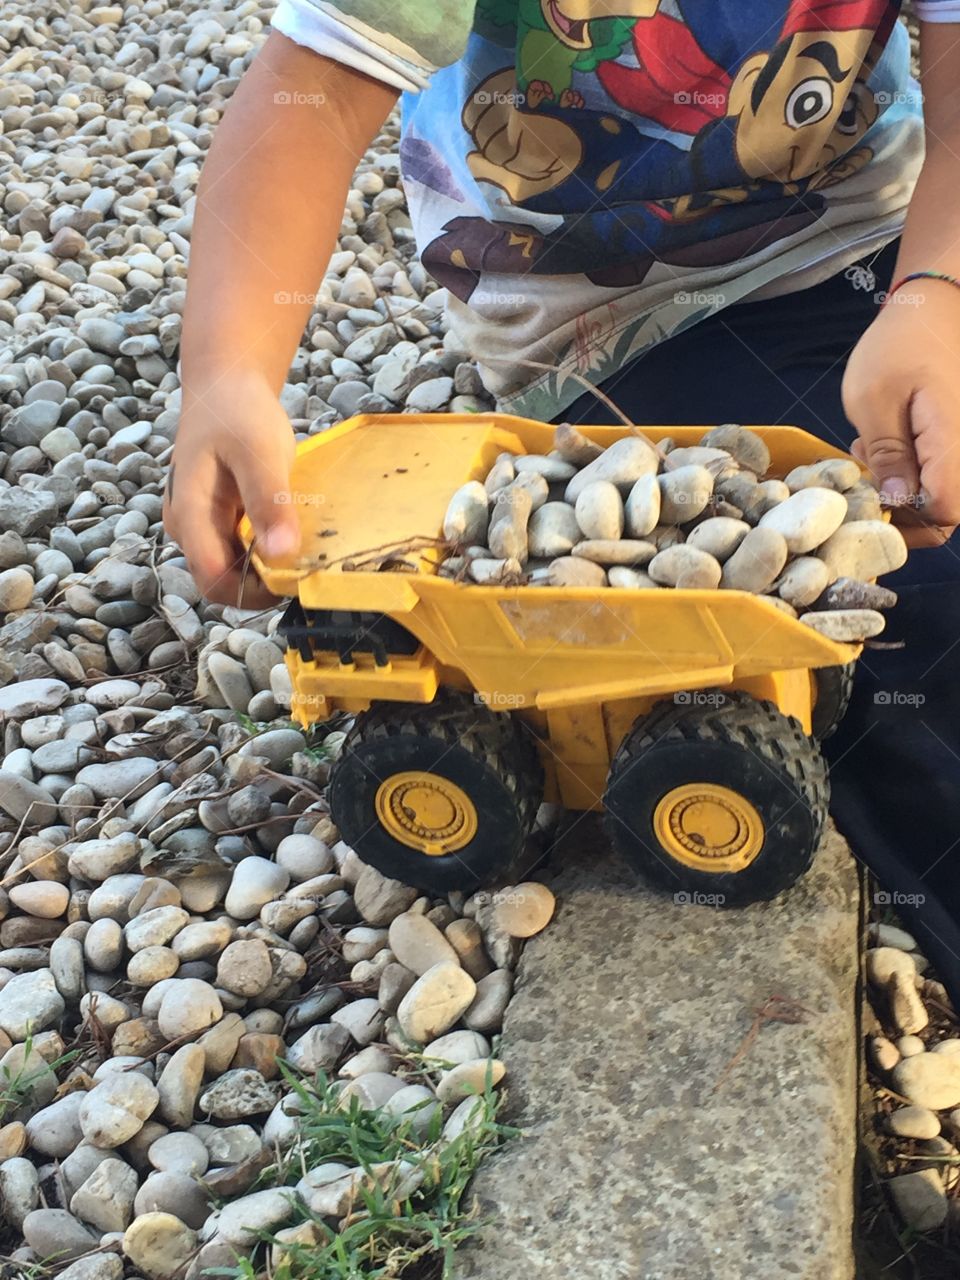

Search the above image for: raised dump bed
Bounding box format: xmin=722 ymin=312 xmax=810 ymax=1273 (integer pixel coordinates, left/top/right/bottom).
xmin=242 ymin=414 xmax=872 ymax=905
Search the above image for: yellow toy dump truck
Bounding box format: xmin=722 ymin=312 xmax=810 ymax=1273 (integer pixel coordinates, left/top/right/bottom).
xmin=243 ymin=413 xmax=871 ymax=907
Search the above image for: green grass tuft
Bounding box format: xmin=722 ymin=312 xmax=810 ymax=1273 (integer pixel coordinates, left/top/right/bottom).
xmin=0 ymin=1031 xmax=79 ymax=1124
xmin=212 ymin=1063 xmax=517 ymax=1280
xmin=234 ymin=713 xmax=339 ymax=764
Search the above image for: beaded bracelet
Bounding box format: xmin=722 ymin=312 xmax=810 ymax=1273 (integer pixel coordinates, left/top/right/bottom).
xmin=883 ymin=269 xmax=960 ymax=306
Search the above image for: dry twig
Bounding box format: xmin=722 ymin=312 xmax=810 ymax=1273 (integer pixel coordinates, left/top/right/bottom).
xmin=712 ymin=993 xmax=811 ymax=1094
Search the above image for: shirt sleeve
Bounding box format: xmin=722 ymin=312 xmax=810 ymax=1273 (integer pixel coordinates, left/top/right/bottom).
xmin=914 ymin=1 xmax=960 ymax=19
xmin=271 ymin=0 xmax=477 ymax=93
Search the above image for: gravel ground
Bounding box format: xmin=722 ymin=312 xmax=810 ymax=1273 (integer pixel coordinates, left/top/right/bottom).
xmin=862 ymin=918 xmax=960 ymax=1275
xmin=0 ymin=0 xmax=929 ymax=1274
xmin=0 ymin=2 xmax=551 ymax=1273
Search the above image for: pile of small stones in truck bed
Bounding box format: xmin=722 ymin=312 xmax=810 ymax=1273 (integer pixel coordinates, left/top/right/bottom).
xmin=0 ymin=0 xmax=565 ymax=1274
xmin=865 ymin=924 xmax=960 ymax=1236
xmin=440 ymin=423 xmax=909 ymax=643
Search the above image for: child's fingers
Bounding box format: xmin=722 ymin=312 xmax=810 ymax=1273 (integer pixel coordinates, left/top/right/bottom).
xmin=230 ymin=425 xmax=300 ymax=563
xmin=184 ymin=515 xmax=279 ymax=608
xmin=846 ymin=436 xmax=952 ymax=543
xmin=191 ymin=524 xmax=278 ymax=607
xmin=902 ymin=527 xmax=957 ymax=547
xmin=907 ymin=385 xmax=960 ymax=530
xmin=166 ymin=453 xmax=271 ymax=606
xmin=843 ymin=382 xmax=921 ymax=506
xmin=889 ymin=508 xmax=956 ymax=548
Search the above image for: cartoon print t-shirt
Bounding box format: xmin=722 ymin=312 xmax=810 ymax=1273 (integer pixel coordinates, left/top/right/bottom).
xmin=272 ymin=0 xmax=958 ymax=421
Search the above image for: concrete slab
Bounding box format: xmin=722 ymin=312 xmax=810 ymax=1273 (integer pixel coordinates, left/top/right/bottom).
xmin=456 ymin=819 xmax=860 ymax=1280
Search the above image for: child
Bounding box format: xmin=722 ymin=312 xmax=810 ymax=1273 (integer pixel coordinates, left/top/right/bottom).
xmin=164 ymin=2 xmax=960 ymax=985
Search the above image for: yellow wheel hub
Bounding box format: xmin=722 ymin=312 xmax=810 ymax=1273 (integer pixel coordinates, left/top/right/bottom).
xmin=653 ymin=783 xmax=764 ymax=873
xmin=375 ymin=771 xmax=478 ymax=856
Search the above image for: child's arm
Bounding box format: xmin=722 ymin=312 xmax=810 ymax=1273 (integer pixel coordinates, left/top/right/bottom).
xmin=164 ymin=32 xmax=399 ymax=604
xmin=842 ymin=20 xmax=960 ymax=546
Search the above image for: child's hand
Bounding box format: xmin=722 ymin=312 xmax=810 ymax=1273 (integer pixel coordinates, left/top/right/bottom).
xmin=163 ymin=34 xmax=397 ymax=605
xmin=842 ymin=281 xmax=960 ymax=548
xmin=163 ymin=372 xmax=300 ymax=606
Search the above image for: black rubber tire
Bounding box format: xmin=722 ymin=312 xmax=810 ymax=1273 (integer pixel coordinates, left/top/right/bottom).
xmin=603 ymin=690 xmax=829 ymax=907
xmin=328 ymin=693 xmax=544 ymax=894
xmin=811 ymin=662 xmax=857 ymax=740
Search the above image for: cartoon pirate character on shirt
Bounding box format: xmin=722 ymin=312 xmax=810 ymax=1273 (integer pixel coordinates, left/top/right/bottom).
xmin=650 ymin=0 xmax=890 ymax=218
xmin=465 ymin=0 xmax=888 ymax=200
xmin=719 ymin=0 xmax=890 ymax=184
xmin=428 ymin=0 xmax=892 ymax=297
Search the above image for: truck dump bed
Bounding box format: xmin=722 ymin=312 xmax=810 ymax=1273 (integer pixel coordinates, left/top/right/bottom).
xmin=243 ymin=414 xmax=862 ymax=714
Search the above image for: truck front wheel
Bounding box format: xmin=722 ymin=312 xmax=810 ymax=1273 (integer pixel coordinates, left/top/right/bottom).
xmin=329 ymin=694 xmax=544 ymax=894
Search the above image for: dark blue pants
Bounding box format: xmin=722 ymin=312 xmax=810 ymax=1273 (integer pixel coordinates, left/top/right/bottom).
xmin=561 ymin=239 xmax=960 ymax=1000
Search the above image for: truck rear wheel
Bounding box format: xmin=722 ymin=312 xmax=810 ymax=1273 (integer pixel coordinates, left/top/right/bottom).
xmin=329 ymin=694 xmax=544 ymax=894
xmin=811 ymin=661 xmax=857 ymax=740
xmin=604 ymin=691 xmax=828 ymax=907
